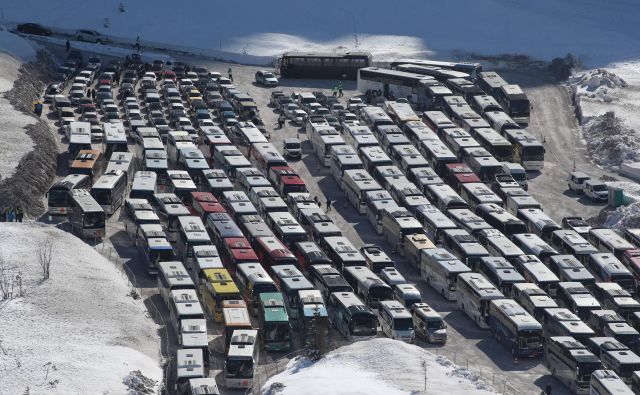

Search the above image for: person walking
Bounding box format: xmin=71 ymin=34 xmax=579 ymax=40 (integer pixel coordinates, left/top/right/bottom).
xmin=135 ymin=36 xmax=140 ymax=52
xmin=332 ymin=85 xmax=338 ymax=97
xmin=16 ymin=206 xmax=23 ymax=223
xmin=65 ymin=39 xmax=71 ymax=53
xmin=6 ymin=207 xmax=15 ymax=223
xmin=228 ymin=67 xmax=233 ymax=82
xmin=338 ymin=82 xmax=344 ymax=97
xmin=277 ymin=113 xmax=285 ymax=129
xmin=0 ymin=206 xmax=4 ymax=222
xmin=325 ymin=199 xmax=332 ymax=213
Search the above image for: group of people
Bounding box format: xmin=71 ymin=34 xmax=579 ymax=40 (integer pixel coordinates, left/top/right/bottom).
xmin=0 ymin=206 xmax=24 ymax=222
xmin=332 ymin=83 xmax=344 ymax=97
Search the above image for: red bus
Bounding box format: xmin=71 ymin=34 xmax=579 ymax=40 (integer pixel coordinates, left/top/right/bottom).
xmin=188 ymin=191 xmax=226 ymax=220
xmin=267 ymin=166 xmax=308 ymax=196
xmin=221 ymin=237 xmax=259 ymax=269
xmin=254 ymin=236 xmax=299 ymax=271
xmin=443 ymin=163 xmax=481 ymax=192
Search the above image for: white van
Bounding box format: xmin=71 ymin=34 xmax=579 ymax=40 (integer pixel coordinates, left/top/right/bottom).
xmin=583 ymin=179 xmax=608 ymax=202
xmin=378 ymin=300 xmax=415 ymax=343
xmin=568 ymin=171 xmax=591 ymax=193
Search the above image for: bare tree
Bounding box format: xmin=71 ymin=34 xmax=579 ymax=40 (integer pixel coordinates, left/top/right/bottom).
xmin=0 ymin=255 xmax=23 ymax=299
xmin=37 ymin=236 xmax=55 ymax=281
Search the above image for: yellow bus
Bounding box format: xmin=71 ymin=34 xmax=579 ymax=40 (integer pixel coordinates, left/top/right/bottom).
xmin=201 ymin=268 xmax=241 ymax=322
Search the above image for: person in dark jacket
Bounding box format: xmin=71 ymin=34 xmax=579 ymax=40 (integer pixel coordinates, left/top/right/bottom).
xmin=16 ymin=206 xmax=23 ymax=222
xmin=65 ymin=39 xmax=70 ymax=52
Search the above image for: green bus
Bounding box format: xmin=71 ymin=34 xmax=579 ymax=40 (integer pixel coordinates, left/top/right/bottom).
xmin=259 ymin=292 xmax=292 ymax=352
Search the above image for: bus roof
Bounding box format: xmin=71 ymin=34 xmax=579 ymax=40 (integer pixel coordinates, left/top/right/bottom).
xmin=223 ymin=306 xmax=251 ymax=327
xmin=283 ymin=51 xmax=371 ymax=58
xmin=176 ymin=349 xmax=204 ymax=379
xmin=69 ymin=189 xmax=104 ymax=212
xmin=259 ymin=292 xmax=289 ymax=322
xmin=51 ymin=173 xmax=90 ymax=190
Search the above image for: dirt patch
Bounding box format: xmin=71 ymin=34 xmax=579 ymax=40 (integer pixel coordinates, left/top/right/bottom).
xmin=0 ymin=51 xmax=58 ymax=218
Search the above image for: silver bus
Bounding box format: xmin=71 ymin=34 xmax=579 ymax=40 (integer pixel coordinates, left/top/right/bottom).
xmin=551 ymin=229 xmax=598 ymax=265
xmin=129 ymin=171 xmax=157 ymax=200
xmin=365 ymin=190 xmax=399 ymax=234
xmin=542 ymin=308 xmax=595 ymax=345
xmin=310 ymin=124 xmax=344 ymax=167
xmin=441 ymin=228 xmax=490 ymax=271
xmin=515 ymin=255 xmax=560 ymax=297
xmin=90 ymin=170 xmax=127 ymax=215
xmin=154 ymin=193 xmax=190 ymax=242
xmin=512 ymin=283 xmax=557 ymax=322
xmin=589 ymin=229 xmax=635 ymax=261
xmin=545 ymin=336 xmax=602 ymax=394
xmin=477 ymin=229 xmax=524 ymax=266
xmin=512 ymin=233 xmax=560 ymax=262
xmin=343 ymin=266 xmax=393 ymax=308
xmin=166 ymin=170 xmax=198 ymax=201
xmin=176 ymin=216 xmax=212 ymax=269
xmin=330 ymin=145 xmax=363 ymax=187
xmin=67 ymin=189 xmax=106 ymax=239
xmin=477 ymin=256 xmax=525 ymax=298
xmin=421 ymin=248 xmax=471 ymax=301
xmin=342 ymin=124 xmax=379 ymax=150
xmin=342 ymin=169 xmax=382 ymax=214
xmin=456 ymin=272 xmax=504 ymax=328
xmin=358 ymin=145 xmax=393 ymax=174
xmin=446 ymin=208 xmax=493 ymax=238
xmin=327 ymin=292 xmax=377 ymax=341
xmin=414 ymin=204 xmax=457 ymax=245
xmin=556 ymin=282 xmax=602 ymax=321
xmin=460 ymin=184 xmax=503 ymax=213
xmin=380 ymin=207 xmax=424 ymax=249
xmin=424 ymin=183 xmax=469 ymax=212
xmin=590 ymin=370 xmax=634 ymax=395
xmin=588 ymin=253 xmax=636 ymax=295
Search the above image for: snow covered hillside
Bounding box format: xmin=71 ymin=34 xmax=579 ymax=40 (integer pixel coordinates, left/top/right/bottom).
xmin=0 ymin=223 xmax=162 ymax=394
xmin=0 ymin=28 xmax=38 ymax=181
xmin=261 ymin=339 xmax=498 ymax=395
xmin=3 ymin=0 xmax=640 ymax=65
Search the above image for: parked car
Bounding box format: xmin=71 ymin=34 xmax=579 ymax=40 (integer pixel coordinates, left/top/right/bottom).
xmin=255 ymin=70 xmax=279 ymax=86
xmin=283 ymin=138 xmax=302 ymax=160
xmin=583 ymin=179 xmax=608 ymax=202
xmin=44 ymin=83 xmax=62 ymax=103
xmin=75 ymin=29 xmax=110 ymax=44
xmin=568 ymin=171 xmax=591 ymax=193
xmin=16 ymin=23 xmax=52 ymax=36
xmin=270 ymin=91 xmax=285 ymax=107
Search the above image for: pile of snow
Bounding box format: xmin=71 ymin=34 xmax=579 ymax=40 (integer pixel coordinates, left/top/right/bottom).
xmin=602 ymin=202 xmax=640 ymax=229
xmin=5 ymin=0 xmax=640 ymax=64
xmin=582 ymin=112 xmax=640 ymax=167
xmin=568 ymin=69 xmax=627 ymax=103
xmin=0 ymin=28 xmax=39 ymax=180
xmin=0 ymin=223 xmax=162 ymax=394
xmin=261 ymin=338 xmax=497 ymax=395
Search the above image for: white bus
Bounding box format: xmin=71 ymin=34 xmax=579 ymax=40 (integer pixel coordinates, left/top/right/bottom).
xmin=456 ymin=272 xmax=504 ymax=328
xmin=545 ymin=336 xmax=602 ymax=394
xmin=502 ymin=128 xmax=545 ymax=171
xmin=380 ymin=208 xmax=424 ymax=250
xmin=512 ymin=233 xmax=560 ymax=263
xmin=342 ymin=124 xmax=379 ymax=150
xmin=588 ymin=253 xmax=636 ymax=296
xmin=383 ymin=101 xmax=420 ymax=126
xmin=154 ymin=193 xmax=190 ymax=242
xmin=600 ymin=349 xmax=640 ymax=384
xmin=488 ymin=298 xmax=544 ymax=358
xmin=477 ymin=256 xmax=525 ymax=298
xmin=548 ymin=255 xmax=596 ymax=289
xmin=590 ymin=370 xmax=634 ymax=395
xmin=66 ymin=121 xmax=92 ymax=159
xmin=342 ymin=169 xmax=382 ymax=214
xmin=496 ymin=84 xmax=530 ymax=125
xmin=517 ymin=208 xmax=562 ymax=242
xmin=589 ymin=229 xmax=635 ymax=261
xmin=319 ymin=236 xmax=366 ymax=272
xmin=472 ymin=127 xmax=513 ymax=162
xmin=550 ymin=230 xmax=599 ymax=265
xmin=102 ymin=122 xmax=128 ymax=160
xmin=390 ymin=145 xmax=429 ymax=173
xmin=201 ymin=169 xmax=234 ymax=198
xmin=249 ymin=142 xmax=288 ymax=174
xmin=460 ymin=183 xmax=503 ymax=213
xmin=47 ymin=174 xmax=91 ymax=215
xmin=224 ymin=329 xmax=258 ymax=389
xmin=343 ymin=266 xmax=393 ymax=308
xmin=176 ymin=216 xmax=212 ymax=269
xmin=158 ymin=261 xmax=195 ymax=306
xmin=477 ymin=229 xmax=524 ymax=266
xmin=441 ymin=228 xmax=490 ymax=271
xmin=106 ymin=152 xmax=136 ymax=182
xmin=419 ymin=140 xmax=458 ymax=174
xmin=414 ymin=204 xmax=457 ymax=246
xmin=358 ymin=145 xmax=393 ymax=174
xmin=265 ymin=212 xmax=307 ymax=247
xmin=235 ymin=263 xmax=279 ymax=315
xmin=556 ymin=282 xmax=601 ymax=321
xmin=505 ymin=188 xmax=541 ymax=216
xmin=330 ymin=145 xmax=363 ymax=186
xmin=129 ymin=171 xmax=157 ymax=200
xmin=168 ymin=288 xmax=205 ymax=338
xmin=512 ymin=282 xmax=558 ymax=322
xmin=67 ymin=189 xmax=106 ymax=239
xmin=424 ymin=183 xmax=469 ymax=212
xmin=515 ymin=255 xmax=560 ymax=297
xmin=475 ymin=203 xmax=527 ymax=238
xmin=176 ymin=349 xmax=205 ymax=395
xmin=90 ymin=170 xmax=127 ymax=215
xmin=328 ymin=291 xmax=378 ymax=341
xmin=378 ymin=300 xmax=415 ymax=343
xmin=365 ymin=190 xmax=399 ymax=234
xmin=232 ymin=122 xmax=268 ymax=157
xmin=421 ymin=248 xmax=471 ymax=301
xmin=309 ymin=124 xmax=344 ymax=166
xmin=166 ymin=170 xmax=198 ymax=201
xmin=542 ymin=308 xmax=595 ymax=345
xmin=446 ymin=208 xmax=493 ymax=238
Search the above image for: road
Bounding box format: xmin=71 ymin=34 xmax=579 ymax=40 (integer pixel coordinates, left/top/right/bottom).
xmin=31 ymin=38 xmax=621 ymax=394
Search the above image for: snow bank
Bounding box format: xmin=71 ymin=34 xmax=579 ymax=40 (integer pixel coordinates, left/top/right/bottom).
xmin=568 ymin=68 xmax=627 ymax=104
xmin=0 ymin=223 xmax=162 ymax=394
xmin=262 ymin=338 xmax=497 ymax=395
xmin=4 ymin=0 xmax=640 ymax=65
xmin=580 ymin=112 xmax=640 ymax=168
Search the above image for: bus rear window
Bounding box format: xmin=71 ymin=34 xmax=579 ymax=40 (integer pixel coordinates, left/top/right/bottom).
xmin=48 ymin=189 xmax=68 ymax=206
xmin=83 ymin=212 xmax=105 ymax=228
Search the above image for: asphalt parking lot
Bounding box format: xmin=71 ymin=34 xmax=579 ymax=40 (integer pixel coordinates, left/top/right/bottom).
xmin=32 ymin=39 xmax=626 ymax=395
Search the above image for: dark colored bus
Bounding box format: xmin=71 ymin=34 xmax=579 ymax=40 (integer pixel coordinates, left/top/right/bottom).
xmin=278 ymin=51 xmax=372 ymax=80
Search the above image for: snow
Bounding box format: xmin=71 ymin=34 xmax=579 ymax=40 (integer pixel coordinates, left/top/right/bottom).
xmin=0 ymin=223 xmax=162 ymax=394
xmin=261 ymin=339 xmax=498 ymax=395
xmin=4 ymin=0 xmax=640 ymax=65
xmin=0 ymin=27 xmax=38 ymax=181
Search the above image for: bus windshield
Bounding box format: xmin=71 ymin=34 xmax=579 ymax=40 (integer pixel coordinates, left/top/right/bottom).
xmin=394 ymin=318 xmax=414 ymax=331
xmin=225 ymin=358 xmax=254 ymax=379
xmin=576 ymin=362 xmax=601 ymax=383
xmin=426 ymin=319 xmax=445 ymax=330
xmin=83 ymin=212 xmax=105 ymax=228
xmin=522 ymin=146 xmax=544 ymax=161
xmin=264 ymin=322 xmax=290 ymax=342
xmin=48 ymin=189 xmax=68 ymax=207
xmin=518 ymin=330 xmax=542 ymax=350
xmin=151 ymin=249 xmax=175 ymax=263
xmin=510 ymin=100 xmax=530 ymax=116
xmin=92 ymin=189 xmax=112 ymax=205
xmin=351 ymin=315 xmax=377 ymax=336
xmin=447 ymin=273 xmax=458 ymax=292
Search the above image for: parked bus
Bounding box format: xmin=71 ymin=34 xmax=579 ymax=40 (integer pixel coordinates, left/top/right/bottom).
xmin=66 ymin=121 xmax=92 ymax=159
xmin=154 ymin=193 xmax=190 ymax=242
xmin=308 ymin=264 xmax=353 ymax=300
xmin=265 ymin=212 xmax=307 ymax=247
xmin=488 ymin=298 xmax=544 ymax=357
xmin=192 ymin=245 xmax=223 ymax=285
xmin=279 ymin=51 xmax=371 ymax=79
xmin=343 ymin=266 xmax=393 ymax=308
xmin=258 ymin=292 xmax=291 ymax=351
xmin=513 ymin=283 xmax=558 ymax=322
xmin=588 ymin=253 xmax=636 ymax=295
xmin=441 ymin=228 xmax=490 ymax=271
xmin=292 ymin=241 xmax=332 ymax=274
xmin=390 ymin=59 xmax=482 ymax=79
xmin=272 ymin=268 xmax=315 ymax=322
xmin=589 ymin=229 xmax=636 ymax=261
xmin=157 ymin=261 xmax=195 ymax=306
xmin=472 ymin=127 xmax=513 ymax=162
xmin=330 ymin=145 xmax=363 ymax=186
xmin=477 ymin=71 xmax=508 ymax=97
xmin=590 ymin=370 xmax=634 ymax=395
xmin=421 ymin=248 xmax=471 ymax=301
xmin=496 ymin=85 xmax=530 ymax=125
xmin=235 ymin=263 xmax=279 ymax=314
xmin=477 ymin=229 xmax=524 ymax=266
xmin=69 ymin=150 xmax=105 ymax=184
xmin=549 ymin=230 xmax=598 ymax=265
xmin=363 ymin=190 xmax=398 ymax=234
xmin=224 ymin=329 xmax=257 ymax=389
xmin=512 ymin=232 xmax=560 ymax=262
xmin=47 ymin=174 xmax=91 ymax=215
xmin=328 ymin=291 xmax=378 ymax=341
xmin=106 ymin=152 xmax=136 ymax=182
xmin=254 ymin=236 xmax=298 ymax=271
xmin=168 ymin=288 xmax=205 ymax=344
xmin=176 ymin=349 xmax=205 ymax=395
xmin=502 ymin=129 xmax=545 ymax=170
xmin=600 ymin=349 xmax=640 ymax=384
xmin=200 ymin=268 xmax=241 ymax=323
xmin=556 ymin=282 xmax=602 ymax=321
xmin=102 ymin=122 xmax=128 ymax=160
xmin=545 ymin=336 xmax=602 ymax=394
xmin=477 ymin=256 xmax=525 ymax=298
xmin=176 ymin=216 xmax=212 ymax=269
xmin=342 ymin=169 xmax=382 ymax=214
xmin=424 ymin=183 xmax=469 ymax=212
xmin=222 ymin=300 xmax=253 ymax=349
xmin=319 ymin=236 xmax=366 ymax=272
xmin=309 ymin=124 xmax=344 ymax=167
xmin=166 ymin=170 xmax=198 ymax=201
xmin=457 ymin=272 xmax=505 ymax=328
xmin=231 ymin=122 xmax=268 ymax=157
xmin=378 ymin=300 xmax=415 ymax=343
xmin=358 ymin=145 xmax=393 ymax=174
xmin=420 ymin=140 xmax=458 ymax=174
xmin=446 ymin=208 xmax=493 ymax=238
xmin=380 ymin=208 xmax=424 ymax=250
xmin=543 ymin=308 xmax=595 ymax=345
xmin=67 ymin=189 xmax=106 ymax=238
xmin=90 ymin=170 xmax=127 ymax=215
xmin=249 ymin=142 xmax=288 ymax=174
xmin=403 ymin=233 xmax=436 ymax=270
xmin=459 ymin=184 xmax=502 ymax=212
xmin=357 ymin=68 xmax=431 ymax=106
xmin=342 ymin=124 xmax=378 ymax=150
xmin=129 ymin=171 xmax=157 ymax=200
xmin=593 ymin=283 xmax=640 ymax=321
xmin=414 ymin=204 xmax=457 ymax=246
xmin=515 ymin=255 xmax=560 ymax=297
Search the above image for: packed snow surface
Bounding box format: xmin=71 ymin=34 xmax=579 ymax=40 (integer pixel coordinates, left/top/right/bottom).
xmin=261 ymin=338 xmax=498 ymax=395
xmin=0 ymin=28 xmax=38 ymax=180
xmin=0 ymin=223 xmax=162 ymax=394
xmin=4 ymin=0 xmax=640 ymax=65
xmin=580 ymin=112 xmax=640 ymax=168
